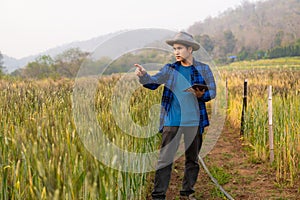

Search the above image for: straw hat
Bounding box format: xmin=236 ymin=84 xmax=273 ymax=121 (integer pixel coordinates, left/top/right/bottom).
xmin=166 ymin=31 xmax=200 ymax=51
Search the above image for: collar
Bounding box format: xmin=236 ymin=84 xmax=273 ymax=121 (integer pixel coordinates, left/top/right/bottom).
xmin=171 ymin=59 xmax=200 ymax=69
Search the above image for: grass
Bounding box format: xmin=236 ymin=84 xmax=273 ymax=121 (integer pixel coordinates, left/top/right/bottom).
xmin=0 ymin=78 xmax=157 ymax=199
xmin=209 ymin=166 xmax=231 ymax=185
xmin=219 ymin=56 xmax=300 ymax=71
xmin=221 ymin=58 xmax=300 ymax=186
xmin=1 ymin=57 xmax=299 ymax=199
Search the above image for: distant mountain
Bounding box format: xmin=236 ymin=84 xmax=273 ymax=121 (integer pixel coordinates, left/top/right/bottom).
xmin=5 ymin=0 xmax=298 ymax=72
xmin=187 ymin=0 xmax=300 ymax=56
xmin=3 ymin=55 xmax=21 ymax=73
xmin=3 ymin=31 xmax=123 ymax=73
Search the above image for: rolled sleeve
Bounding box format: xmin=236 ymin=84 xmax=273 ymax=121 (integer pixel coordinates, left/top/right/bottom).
xmin=138 ymin=64 xmax=171 ymax=90
xmin=200 ymin=65 xmax=216 ymax=102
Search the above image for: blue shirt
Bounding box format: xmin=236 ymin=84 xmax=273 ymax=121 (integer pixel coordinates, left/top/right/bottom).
xmin=164 ymin=65 xmax=200 ymax=126
xmin=139 ymin=60 xmax=216 ymax=133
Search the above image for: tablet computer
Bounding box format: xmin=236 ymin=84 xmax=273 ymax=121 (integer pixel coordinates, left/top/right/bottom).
xmin=184 ymin=84 xmax=208 ymax=92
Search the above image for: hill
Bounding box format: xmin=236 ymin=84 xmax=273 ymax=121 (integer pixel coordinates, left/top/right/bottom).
xmin=2 ymin=32 xmax=122 ymax=73
xmin=3 ymin=0 xmax=300 ymax=72
xmin=188 ymin=0 xmax=300 ymax=58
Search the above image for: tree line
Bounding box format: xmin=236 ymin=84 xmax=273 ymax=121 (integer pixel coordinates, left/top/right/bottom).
xmin=188 ymin=0 xmax=300 ymax=62
xmin=1 ymin=0 xmax=300 ymax=77
xmin=194 ymin=31 xmax=300 ymax=62
xmin=8 ymin=48 xmax=89 ymax=79
xmin=2 ymin=48 xmax=172 ymax=79
xmin=1 ymin=39 xmax=300 ymax=79
xmin=266 ymin=40 xmax=300 ymax=59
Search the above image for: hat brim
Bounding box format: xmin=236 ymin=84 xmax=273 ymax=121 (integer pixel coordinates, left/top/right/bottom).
xmin=166 ymin=39 xmax=200 ymax=51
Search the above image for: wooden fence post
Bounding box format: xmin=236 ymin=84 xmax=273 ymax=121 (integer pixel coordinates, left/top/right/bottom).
xmin=240 ymin=79 xmax=248 ymax=135
xmin=225 ymin=77 xmax=228 ymax=102
xmin=268 ymin=85 xmax=274 ymax=163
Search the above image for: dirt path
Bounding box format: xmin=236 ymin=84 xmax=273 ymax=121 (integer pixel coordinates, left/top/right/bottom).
xmin=146 ymin=122 xmax=299 ymax=199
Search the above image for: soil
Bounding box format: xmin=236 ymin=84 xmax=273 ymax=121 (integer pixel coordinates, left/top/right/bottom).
xmin=146 ymin=122 xmax=299 ymax=200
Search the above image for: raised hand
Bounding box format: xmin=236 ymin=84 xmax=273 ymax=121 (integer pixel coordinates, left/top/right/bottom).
xmin=134 ymin=64 xmax=146 ymax=77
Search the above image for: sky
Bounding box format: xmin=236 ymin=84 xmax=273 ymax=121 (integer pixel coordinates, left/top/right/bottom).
xmin=1 ymin=0 xmax=261 ymax=59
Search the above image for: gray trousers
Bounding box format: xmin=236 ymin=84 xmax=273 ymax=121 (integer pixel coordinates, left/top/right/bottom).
xmin=151 ymin=126 xmax=203 ymax=200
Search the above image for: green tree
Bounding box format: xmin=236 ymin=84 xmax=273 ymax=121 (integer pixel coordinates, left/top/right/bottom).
xmin=22 ymin=55 xmax=56 ymax=78
xmin=223 ymin=30 xmax=236 ymax=55
xmin=273 ymin=30 xmax=284 ymax=47
xmin=54 ymin=48 xmax=89 ymax=78
xmin=195 ymin=34 xmax=215 ymax=53
xmin=238 ymin=46 xmax=251 ymax=60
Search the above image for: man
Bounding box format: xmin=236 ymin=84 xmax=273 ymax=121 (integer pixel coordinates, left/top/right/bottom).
xmin=135 ymin=31 xmax=216 ymax=200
